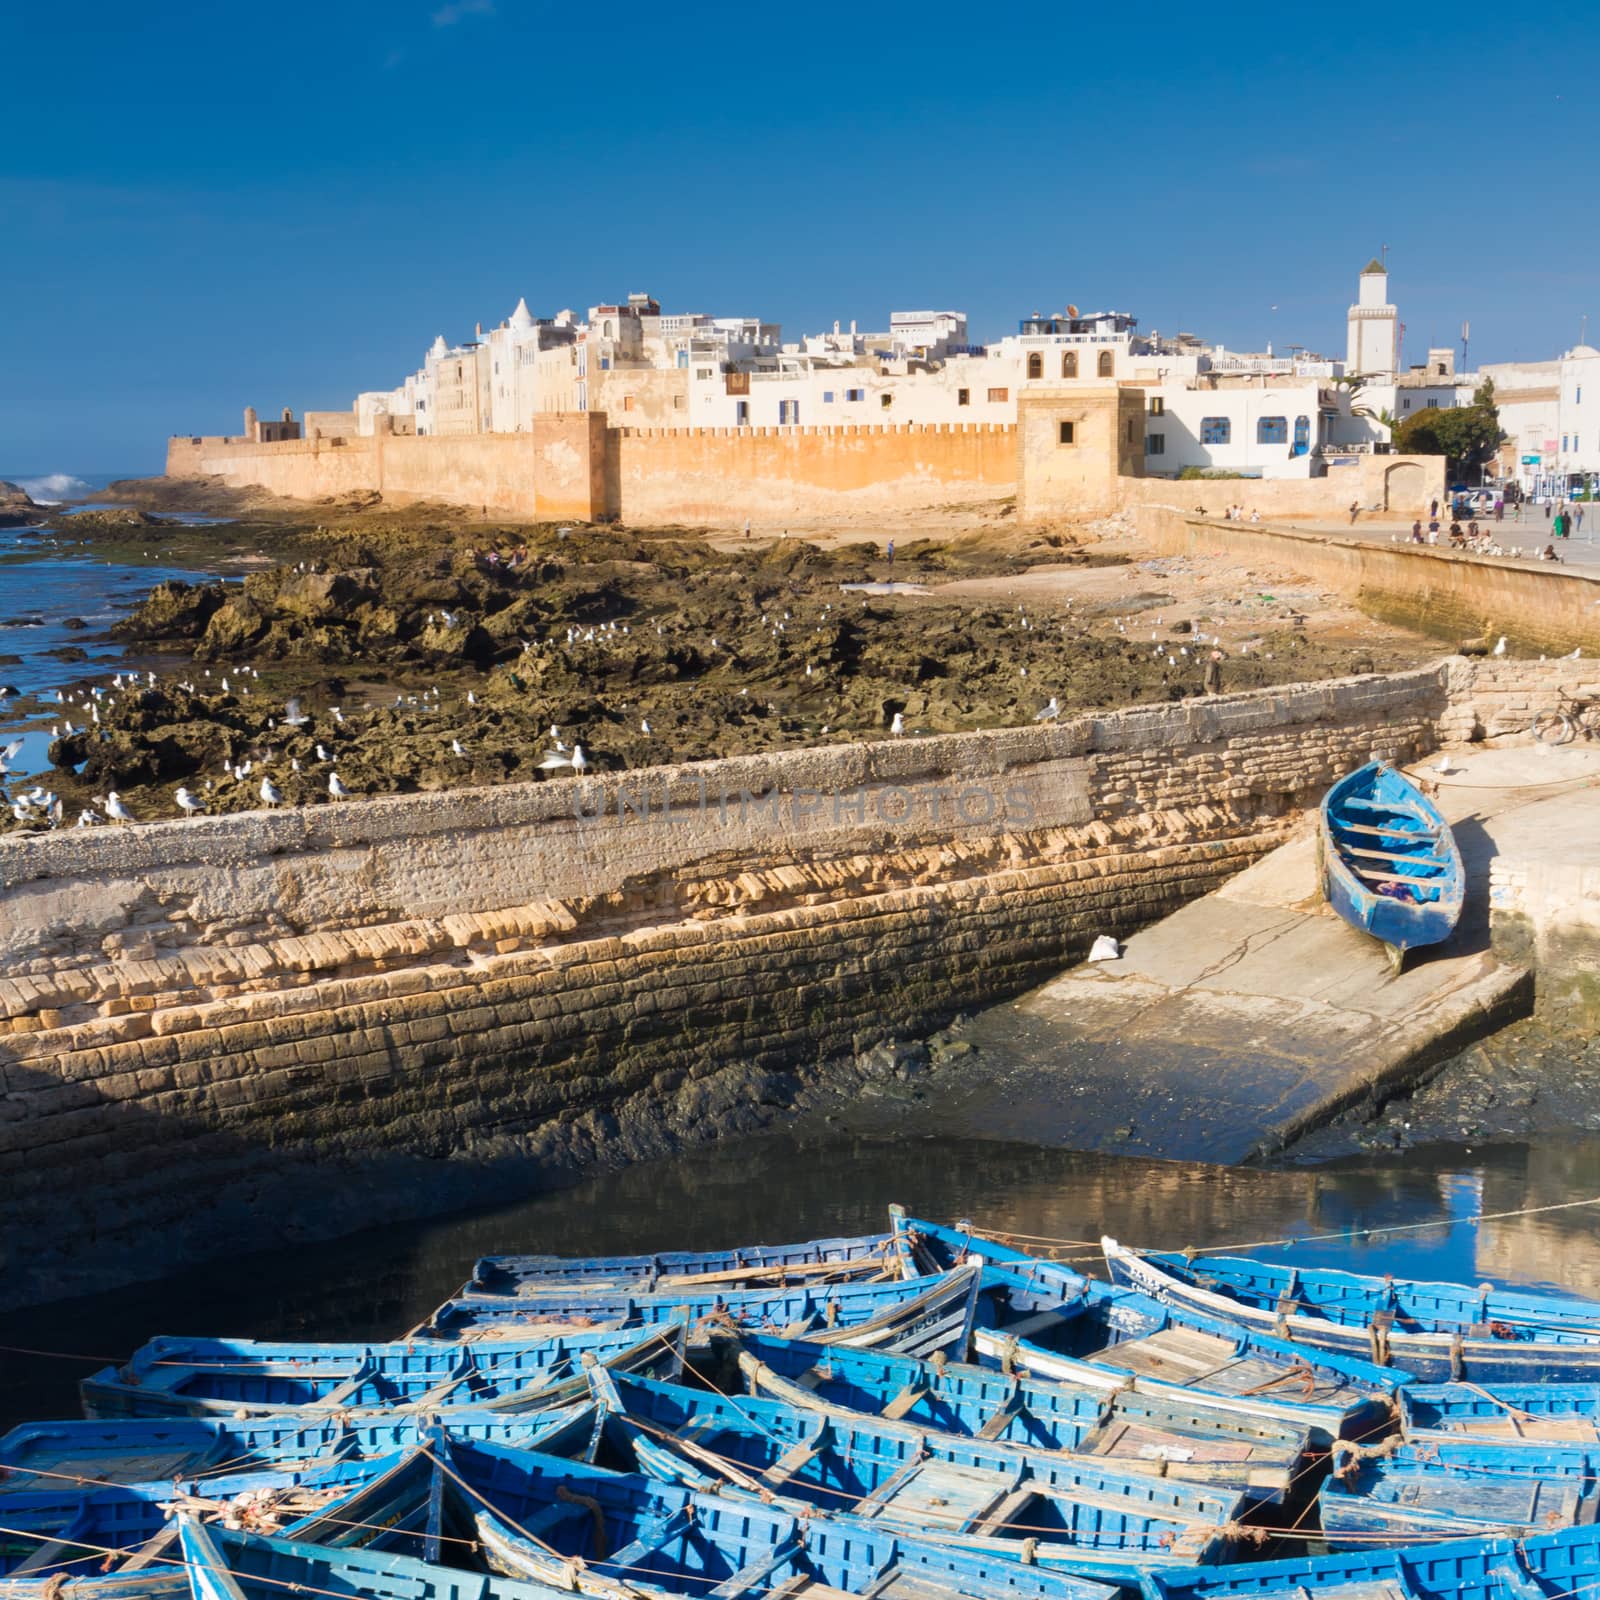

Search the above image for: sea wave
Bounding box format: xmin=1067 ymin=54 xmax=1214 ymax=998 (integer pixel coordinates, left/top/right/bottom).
xmin=13 ymin=472 xmax=91 ymax=505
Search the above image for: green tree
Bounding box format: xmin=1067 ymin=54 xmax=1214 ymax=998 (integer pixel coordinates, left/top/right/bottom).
xmin=1393 ymin=380 xmax=1503 ymax=479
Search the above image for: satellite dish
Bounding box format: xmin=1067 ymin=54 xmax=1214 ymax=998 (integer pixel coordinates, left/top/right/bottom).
xmin=1066 ymin=304 xmax=1080 ymax=319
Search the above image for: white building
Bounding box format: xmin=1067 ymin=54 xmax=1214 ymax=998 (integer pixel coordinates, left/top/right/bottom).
xmin=1346 ymin=259 xmax=1399 ymax=376
xmin=1558 ymin=344 xmax=1600 ymax=485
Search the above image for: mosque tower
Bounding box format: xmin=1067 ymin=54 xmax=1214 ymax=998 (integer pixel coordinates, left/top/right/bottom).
xmin=1346 ymin=258 xmax=1398 ymax=376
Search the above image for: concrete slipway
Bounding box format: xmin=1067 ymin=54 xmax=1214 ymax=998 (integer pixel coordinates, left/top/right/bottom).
xmin=1009 ymin=746 xmax=1600 ymax=1164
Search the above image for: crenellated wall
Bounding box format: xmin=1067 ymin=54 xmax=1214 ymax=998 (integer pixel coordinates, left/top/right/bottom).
xmin=0 ymin=670 xmax=1458 ymax=1306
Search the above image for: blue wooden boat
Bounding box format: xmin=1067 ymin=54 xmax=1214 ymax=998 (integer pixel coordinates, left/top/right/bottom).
xmin=1103 ymin=1237 xmax=1600 ymax=1383
xmin=426 ymin=1263 xmax=980 ymax=1360
xmin=1318 ymin=1435 xmax=1600 ymax=1547
xmin=0 ymin=1402 xmax=595 ymax=1494
xmin=181 ymin=1521 xmax=584 ymax=1600
xmin=736 ymin=1333 xmax=1312 ymax=1503
xmin=584 ymin=1367 xmax=1248 ymax=1579
xmin=425 ymin=1434 xmax=1120 ymax=1600
xmin=79 ymin=1323 xmax=683 ymax=1421
xmin=1399 ymin=1378 xmax=1600 ymax=1444
xmin=1318 ymin=759 xmax=1463 ymax=969
xmin=894 ymin=1216 xmax=1403 ymax=1444
xmin=466 ymin=1230 xmax=897 ymax=1297
xmin=0 ymin=1445 xmax=433 ymax=1600
xmin=1138 ymin=1520 xmax=1600 ymax=1600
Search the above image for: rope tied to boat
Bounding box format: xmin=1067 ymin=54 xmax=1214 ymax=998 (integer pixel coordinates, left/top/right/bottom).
xmin=1329 ymin=1434 xmax=1404 ymax=1480
xmin=1238 ymin=1358 xmax=1318 ymax=1399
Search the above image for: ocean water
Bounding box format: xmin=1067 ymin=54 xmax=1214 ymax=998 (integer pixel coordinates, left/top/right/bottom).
xmin=0 ymin=505 xmax=232 ymax=780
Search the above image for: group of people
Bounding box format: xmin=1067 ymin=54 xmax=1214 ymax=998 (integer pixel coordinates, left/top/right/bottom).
xmin=1220 ymin=504 xmax=1261 ymax=523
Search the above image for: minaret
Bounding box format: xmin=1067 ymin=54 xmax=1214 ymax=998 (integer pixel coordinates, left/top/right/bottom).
xmin=1346 ymin=259 xmax=1398 ymax=376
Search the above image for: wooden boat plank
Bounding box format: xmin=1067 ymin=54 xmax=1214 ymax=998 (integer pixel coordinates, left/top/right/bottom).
xmin=1091 ymin=1420 xmax=1255 ymax=1464
xmin=1342 ymin=845 xmax=1448 ymax=867
xmin=1338 ymin=821 xmax=1439 ymax=841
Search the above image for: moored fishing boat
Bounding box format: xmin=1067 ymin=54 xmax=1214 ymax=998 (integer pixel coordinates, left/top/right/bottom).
xmin=585 ymin=1367 xmax=1250 ymax=1579
xmin=80 ymin=1323 xmax=683 ymax=1421
xmin=465 ymin=1230 xmax=897 ymax=1297
xmin=1104 ymin=1238 xmax=1600 ymax=1383
xmin=1138 ymin=1518 xmax=1600 ymax=1600
xmin=426 ymin=1434 xmax=1122 ymax=1600
xmin=0 ymin=1402 xmax=595 ymax=1494
xmin=736 ymin=1332 xmax=1313 ymax=1503
xmin=1318 ymin=759 xmax=1464 ymax=971
xmin=1317 ymin=1434 xmax=1600 ymax=1547
xmin=893 ymin=1215 xmax=1402 ymax=1443
xmin=425 ymin=1262 xmax=980 ymax=1359
xmin=1398 ymin=1378 xmax=1600 ymax=1444
xmin=0 ymin=1445 xmax=434 ymax=1600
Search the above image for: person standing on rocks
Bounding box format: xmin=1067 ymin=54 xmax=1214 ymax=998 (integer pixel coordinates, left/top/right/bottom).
xmin=1203 ymin=650 xmax=1224 ymax=694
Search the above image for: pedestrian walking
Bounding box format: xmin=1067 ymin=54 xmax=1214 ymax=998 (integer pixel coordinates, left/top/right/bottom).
xmin=1495 ymin=498 xmax=1504 ymax=522
xmin=1349 ymin=500 xmax=1360 ymax=525
xmin=1430 ymin=498 xmax=1439 ymax=520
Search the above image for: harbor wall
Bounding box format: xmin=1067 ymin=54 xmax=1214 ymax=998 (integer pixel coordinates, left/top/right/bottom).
xmin=1131 ymin=505 xmax=1600 ymax=656
xmin=0 ymin=669 xmax=1452 ymax=1307
xmin=165 ymin=421 xmax=1013 ymax=526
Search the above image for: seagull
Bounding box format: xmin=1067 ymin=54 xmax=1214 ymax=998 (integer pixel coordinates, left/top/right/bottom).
xmin=889 ymin=712 xmax=905 ymax=738
xmin=332 ymin=707 xmax=345 ymax=725
xmin=1 ymin=739 xmax=21 ymax=762
xmin=284 ymin=697 xmax=310 ymax=726
xmin=1571 ymin=648 xmax=1584 ymax=660
xmin=103 ymin=792 xmax=135 ymax=824
xmin=1034 ymin=697 xmax=1061 ymax=722
xmin=451 ymin=738 xmax=466 ymax=757
xmin=1493 ymin=637 xmax=1507 ymax=657
xmin=570 ymin=744 xmax=588 ymax=774
xmin=328 ymin=772 xmax=351 ymax=800
xmin=260 ymin=777 xmax=283 ymax=807
xmin=175 ymin=786 xmax=206 ymax=815
xmin=467 ymin=691 xmax=477 ymax=706
xmin=640 ymin=718 xmax=651 ymax=734
xmin=315 ymin=743 xmax=330 ymax=762
xmin=539 ymin=751 xmax=572 ymax=771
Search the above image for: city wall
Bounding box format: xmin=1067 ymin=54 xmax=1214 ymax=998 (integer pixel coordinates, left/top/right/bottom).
xmin=1131 ymin=504 xmax=1600 ymax=656
xmin=0 ymin=669 xmax=1454 ymax=1307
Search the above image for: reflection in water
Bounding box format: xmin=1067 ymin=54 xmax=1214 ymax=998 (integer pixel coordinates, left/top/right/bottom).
xmin=2 ymin=1128 xmax=1597 ymax=1431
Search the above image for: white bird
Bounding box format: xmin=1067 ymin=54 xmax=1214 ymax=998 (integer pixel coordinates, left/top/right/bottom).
xmin=259 ymin=777 xmax=283 ymax=807
xmin=103 ymin=792 xmax=135 ymax=824
xmin=175 ymin=786 xmax=206 ymax=815
xmin=1571 ymin=648 xmax=1584 ymax=660
xmin=328 ymin=772 xmax=351 ymax=800
xmin=284 ymin=697 xmax=310 ymax=726
xmin=75 ymin=808 xmax=96 ymax=827
xmin=538 ymin=751 xmax=572 ymax=771
xmin=1 ymin=739 xmax=22 ymax=762
xmin=1035 ymin=697 xmax=1060 ymax=722
xmin=315 ymin=743 xmax=330 ymax=762
xmin=640 ymin=718 xmax=651 ymax=734
xmin=570 ymin=745 xmax=588 ymax=774
xmin=332 ymin=707 xmax=345 ymax=725
xmin=467 ymin=691 xmax=477 ymax=706
xmin=451 ymin=738 xmax=466 ymax=757
xmin=889 ymin=712 xmax=905 ymax=737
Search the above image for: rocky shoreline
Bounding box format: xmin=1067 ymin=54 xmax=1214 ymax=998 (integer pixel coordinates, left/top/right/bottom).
xmin=3 ymin=481 xmax=1439 ymax=830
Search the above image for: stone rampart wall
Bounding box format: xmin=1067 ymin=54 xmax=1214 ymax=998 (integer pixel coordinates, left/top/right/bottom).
xmin=612 ymin=423 xmax=1015 ymax=524
xmin=0 ymin=670 xmax=1453 ymax=1304
xmin=1117 ymin=455 xmax=1445 ymax=519
xmin=1132 ymin=505 xmax=1600 ymax=656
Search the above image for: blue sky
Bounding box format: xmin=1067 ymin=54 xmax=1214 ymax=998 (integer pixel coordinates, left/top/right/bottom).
xmin=4 ymin=0 xmax=1597 ymax=475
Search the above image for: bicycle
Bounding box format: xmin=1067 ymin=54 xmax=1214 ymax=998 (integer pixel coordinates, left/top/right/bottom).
xmin=1530 ymin=688 xmax=1600 ymax=745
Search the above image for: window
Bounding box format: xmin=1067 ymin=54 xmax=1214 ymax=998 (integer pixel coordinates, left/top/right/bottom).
xmin=1062 ymin=352 xmax=1078 ymax=379
xmin=1426 ymin=398 xmax=1438 ymax=409
xmin=696 ymin=368 xmax=712 ymax=380
xmin=1148 ymin=397 xmax=1164 ymax=416
xmin=1027 ymin=352 xmax=1043 ymax=379
xmin=672 ymin=395 xmax=685 ymax=410
xmin=823 ymin=391 xmax=835 ymax=403
xmin=1257 ymin=416 xmax=1288 ymax=444
xmin=1200 ymin=416 xmax=1231 ymax=445
xmin=1146 ymin=433 xmax=1165 ymax=455
xmin=880 ymin=393 xmax=893 ymax=408
xmin=603 ymin=320 xmax=614 ymax=338
xmin=988 ymin=387 xmax=1009 ymax=402
xmin=676 ymin=351 xmax=689 ymax=369
xmin=1059 ymin=421 xmax=1075 ymax=445
xmin=1293 ymin=416 xmax=1310 ymax=456
xmin=1097 ymin=350 xmax=1113 ymax=377
xmin=622 ymin=394 xmax=635 ymax=412
xmin=1402 ymin=397 xmax=1411 ymax=410
xmin=599 ymin=357 xmax=611 ymax=371
xmin=958 ymin=388 xmax=970 ymax=406
xmin=735 ymin=401 xmax=749 ymax=425
xmin=846 ymin=388 xmax=865 ymax=402
xmin=779 ymin=399 xmax=800 ymax=424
